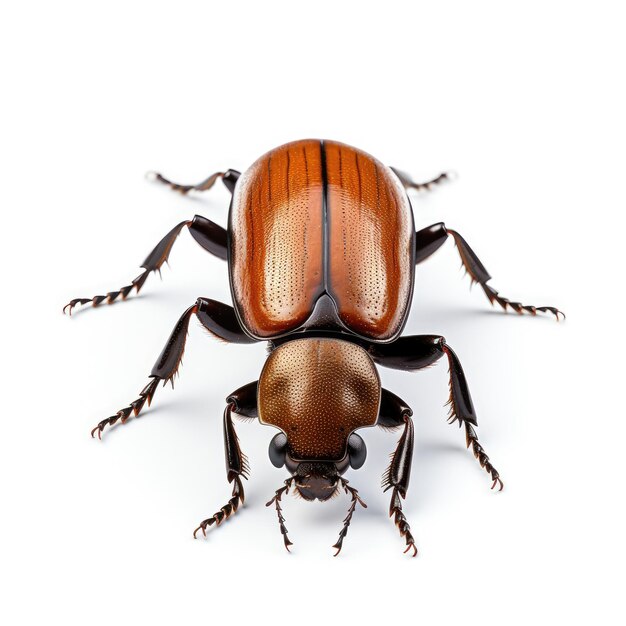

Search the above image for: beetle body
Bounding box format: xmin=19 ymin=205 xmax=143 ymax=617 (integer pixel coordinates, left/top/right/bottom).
xmin=65 ymin=138 xmax=562 ymax=555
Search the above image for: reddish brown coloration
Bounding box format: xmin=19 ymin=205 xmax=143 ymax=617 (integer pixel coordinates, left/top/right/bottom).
xmin=229 ymin=139 xmax=414 ymax=341
xmin=230 ymin=140 xmax=325 ymax=337
xmin=258 ymin=338 xmax=380 ymax=461
xmin=65 ymin=138 xmax=564 ymax=557
xmin=325 ymin=140 xmax=414 ymax=340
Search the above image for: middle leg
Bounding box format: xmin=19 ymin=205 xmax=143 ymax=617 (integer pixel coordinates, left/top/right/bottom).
xmin=414 ymin=222 xmax=564 ymax=319
xmin=89 ymin=298 xmax=256 ymax=439
xmin=64 ymin=215 xmax=228 ymax=315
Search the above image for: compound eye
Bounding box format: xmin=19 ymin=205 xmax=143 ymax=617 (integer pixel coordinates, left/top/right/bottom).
xmin=268 ymin=432 xmax=288 ymax=468
xmin=347 ymin=433 xmax=367 ymax=469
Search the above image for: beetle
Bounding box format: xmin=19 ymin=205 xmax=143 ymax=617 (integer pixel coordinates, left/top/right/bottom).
xmin=64 ymin=139 xmax=562 ymax=556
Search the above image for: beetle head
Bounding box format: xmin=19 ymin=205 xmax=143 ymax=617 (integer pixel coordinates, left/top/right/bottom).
xmin=268 ymin=432 xmax=367 ymax=501
xmin=291 ymin=461 xmax=340 ymax=501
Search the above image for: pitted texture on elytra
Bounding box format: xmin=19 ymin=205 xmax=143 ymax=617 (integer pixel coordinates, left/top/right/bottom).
xmin=258 ymin=338 xmax=380 ymax=461
xmin=229 ymin=139 xmax=414 ymax=341
xmin=230 ymin=139 xmax=324 ymax=337
xmin=325 ymin=140 xmax=414 ymax=341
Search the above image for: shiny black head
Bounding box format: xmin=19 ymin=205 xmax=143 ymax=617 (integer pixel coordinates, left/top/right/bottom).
xmin=268 ymin=431 xmax=367 ymax=502
xmin=292 ymin=462 xmax=340 ymax=501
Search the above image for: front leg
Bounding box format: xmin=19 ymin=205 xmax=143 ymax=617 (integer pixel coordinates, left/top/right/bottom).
xmin=193 ymin=402 xmax=250 ymax=537
xmin=193 ymin=381 xmax=259 ymax=538
xmin=370 ymin=337 xmax=503 ymax=491
xmin=379 ymin=389 xmax=417 ymax=556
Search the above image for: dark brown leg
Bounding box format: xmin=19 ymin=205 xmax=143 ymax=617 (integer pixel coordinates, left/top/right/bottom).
xmin=390 ymin=167 xmax=454 ymax=192
xmin=369 ymin=336 xmax=503 ymax=491
xmin=147 ymin=168 xmax=241 ymax=195
xmin=414 ymin=222 xmax=564 ymax=320
xmin=63 ymin=216 xmax=228 ymax=315
xmin=90 ymin=299 xmax=256 ymax=439
xmin=332 ymin=478 xmax=367 ymax=557
xmin=193 ymin=402 xmax=249 ymax=538
xmin=442 ymin=343 xmax=503 ymax=491
xmin=378 ymin=389 xmax=417 ymax=556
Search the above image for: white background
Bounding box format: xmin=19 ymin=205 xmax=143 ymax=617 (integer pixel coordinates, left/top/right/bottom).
xmin=2 ymin=2 xmax=624 ymax=624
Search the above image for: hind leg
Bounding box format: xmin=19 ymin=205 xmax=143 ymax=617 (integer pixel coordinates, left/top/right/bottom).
xmin=148 ymin=168 xmax=240 ymax=195
xmin=414 ymin=222 xmax=564 ymax=320
xmin=390 ymin=167 xmax=454 ymax=192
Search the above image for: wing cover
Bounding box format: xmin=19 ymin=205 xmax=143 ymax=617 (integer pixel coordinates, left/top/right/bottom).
xmin=325 ymin=140 xmax=414 ymax=341
xmin=229 ymin=139 xmax=414 ymax=341
xmin=229 ymin=139 xmax=325 ymax=337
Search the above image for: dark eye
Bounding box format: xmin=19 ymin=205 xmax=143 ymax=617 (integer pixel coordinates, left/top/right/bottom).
xmin=347 ymin=433 xmax=367 ymax=469
xmin=268 ymin=432 xmax=288 ymax=468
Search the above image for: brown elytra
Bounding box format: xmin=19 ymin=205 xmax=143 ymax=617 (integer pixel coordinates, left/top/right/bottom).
xmin=229 ymin=139 xmax=415 ymax=341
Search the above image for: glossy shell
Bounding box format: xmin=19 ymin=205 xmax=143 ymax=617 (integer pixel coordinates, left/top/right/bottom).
xmin=229 ymin=139 xmax=415 ymax=342
xmin=258 ymin=338 xmax=381 ymax=461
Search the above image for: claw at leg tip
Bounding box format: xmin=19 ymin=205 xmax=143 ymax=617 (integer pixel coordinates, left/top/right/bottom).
xmin=491 ymin=478 xmax=504 ymax=491
xmin=404 ymin=544 xmax=418 ymax=557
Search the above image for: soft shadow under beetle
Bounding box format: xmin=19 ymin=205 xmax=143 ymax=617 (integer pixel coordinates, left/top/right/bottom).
xmin=64 ymin=139 xmax=563 ymax=556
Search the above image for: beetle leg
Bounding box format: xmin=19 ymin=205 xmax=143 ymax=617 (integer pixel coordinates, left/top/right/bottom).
xmin=226 ymin=381 xmax=259 ymax=419
xmin=369 ymin=336 xmax=503 ymax=491
xmin=63 ymin=216 xmax=228 ymax=315
xmin=442 ymin=343 xmax=504 ymax=491
xmin=377 ymin=391 xmax=417 ymax=556
xmin=193 ymin=402 xmax=249 ymax=538
xmin=414 ymin=222 xmax=564 ymax=320
xmin=390 ymin=167 xmax=454 ymax=192
xmin=90 ymin=299 xmax=256 ymax=439
xmin=147 ymin=168 xmax=240 ymax=195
